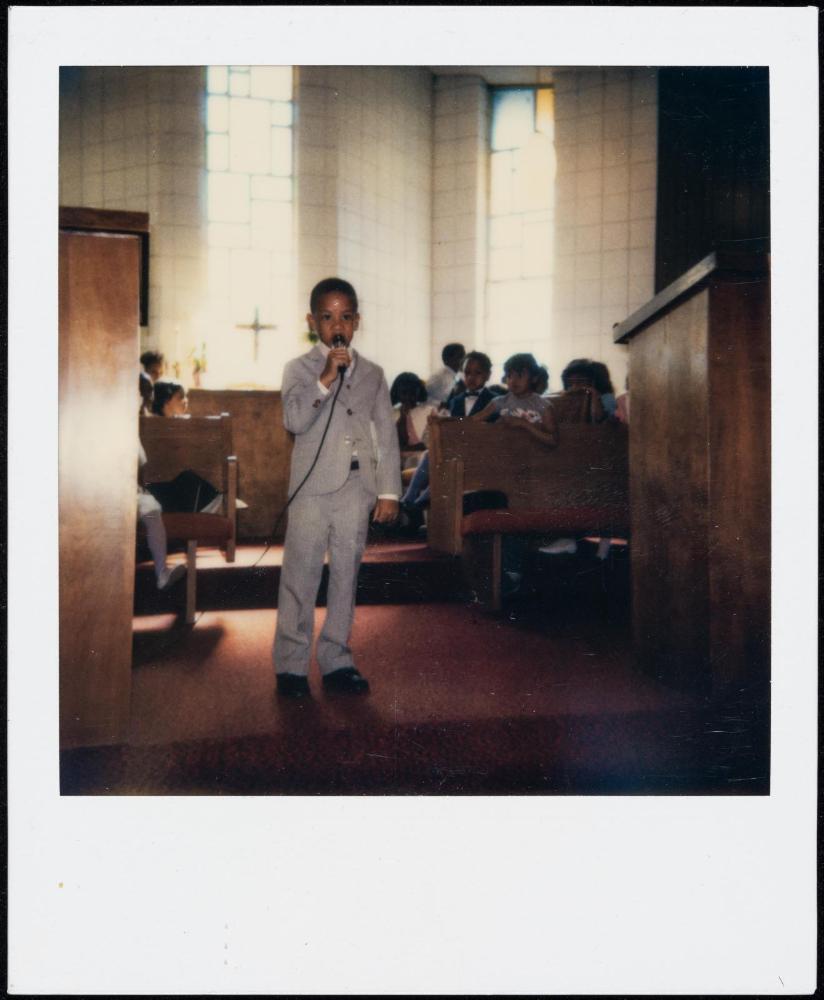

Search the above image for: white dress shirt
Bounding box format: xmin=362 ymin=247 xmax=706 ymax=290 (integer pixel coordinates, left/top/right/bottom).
xmin=425 ymin=365 xmax=458 ymax=405
xmin=462 ymin=391 xmax=483 ymax=416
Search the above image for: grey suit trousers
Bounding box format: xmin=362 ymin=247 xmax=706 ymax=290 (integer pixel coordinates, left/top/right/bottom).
xmin=272 ymin=468 xmax=374 ymax=676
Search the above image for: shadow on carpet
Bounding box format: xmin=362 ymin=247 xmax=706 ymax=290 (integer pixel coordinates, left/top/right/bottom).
xmin=60 ymin=703 xmax=768 ymax=796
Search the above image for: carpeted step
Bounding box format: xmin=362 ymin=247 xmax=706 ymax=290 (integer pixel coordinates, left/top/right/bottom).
xmin=134 ymin=553 xmax=466 ymax=615
xmin=134 ymin=538 xmax=630 ymax=617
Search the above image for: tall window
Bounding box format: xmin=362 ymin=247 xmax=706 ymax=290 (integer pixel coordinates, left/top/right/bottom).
xmin=204 ymin=65 xmax=294 ymax=388
xmin=485 ymin=87 xmax=556 ymax=368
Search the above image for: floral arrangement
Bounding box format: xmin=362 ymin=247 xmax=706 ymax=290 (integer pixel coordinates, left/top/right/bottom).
xmin=188 ymin=342 xmax=207 ymax=375
xmin=188 ymin=343 xmax=207 ymax=386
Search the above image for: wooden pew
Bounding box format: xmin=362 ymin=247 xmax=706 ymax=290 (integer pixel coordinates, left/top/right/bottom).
xmin=187 ymin=389 xmax=292 ymax=541
xmin=545 ymin=388 xmax=597 ymax=424
xmin=428 ymin=419 xmax=629 ymax=610
xmin=139 ymin=414 xmax=237 ymax=623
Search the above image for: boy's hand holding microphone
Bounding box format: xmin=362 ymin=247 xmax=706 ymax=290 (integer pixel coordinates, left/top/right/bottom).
xmin=319 ymin=334 xmax=351 ymax=387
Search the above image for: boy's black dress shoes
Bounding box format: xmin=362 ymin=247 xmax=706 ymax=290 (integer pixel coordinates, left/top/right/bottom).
xmin=322 ymin=667 xmax=370 ymax=694
xmin=276 ymin=673 xmax=311 ymax=699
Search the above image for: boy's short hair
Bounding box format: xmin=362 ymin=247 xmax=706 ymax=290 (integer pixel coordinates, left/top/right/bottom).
xmin=441 ymin=342 xmax=465 ymax=367
xmin=140 ymin=350 xmax=164 ymax=369
xmin=310 ymin=277 xmax=359 ymax=314
xmin=462 ymin=350 xmax=492 ymax=375
xmin=503 ymin=352 xmax=541 ymax=378
xmin=561 ymin=358 xmax=596 ymax=390
xmin=389 ymin=372 xmax=427 ymax=406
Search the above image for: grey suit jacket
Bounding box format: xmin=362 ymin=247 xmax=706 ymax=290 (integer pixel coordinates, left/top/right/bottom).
xmin=282 ymin=345 xmax=402 ymax=499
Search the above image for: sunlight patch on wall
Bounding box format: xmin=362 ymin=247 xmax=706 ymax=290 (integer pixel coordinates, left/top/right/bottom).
xmin=203 ymin=66 xmax=295 ymax=389
xmin=485 ymin=86 xmax=556 ymax=372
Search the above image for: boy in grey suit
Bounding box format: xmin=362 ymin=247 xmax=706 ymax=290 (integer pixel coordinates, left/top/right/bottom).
xmin=273 ymin=278 xmax=401 ymax=698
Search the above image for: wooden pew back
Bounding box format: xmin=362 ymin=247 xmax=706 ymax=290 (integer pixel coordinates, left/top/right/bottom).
xmin=428 ymin=419 xmax=629 ymax=554
xmin=187 ymin=389 xmax=292 ymax=540
xmin=139 ymin=414 xmax=234 ymax=492
xmin=545 ymin=389 xmax=595 ymax=424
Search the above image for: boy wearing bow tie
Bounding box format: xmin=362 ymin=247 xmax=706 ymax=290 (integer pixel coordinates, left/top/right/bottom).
xmin=446 ymin=351 xmax=496 ymax=418
xmin=399 ymin=351 xmax=496 ymax=523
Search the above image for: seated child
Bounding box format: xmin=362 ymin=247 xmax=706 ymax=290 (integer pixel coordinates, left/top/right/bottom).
xmin=139 ymin=371 xmax=154 ymax=416
xmin=470 ymin=352 xmax=558 ymax=448
xmin=145 ymin=379 xmax=241 ymax=515
xmin=590 ymin=360 xmax=617 ymax=419
xmin=425 ymin=342 xmax=465 ymax=406
xmin=542 ymin=359 xmax=618 ymax=558
xmin=137 ymin=380 xmax=185 ymax=591
xmin=152 ymin=379 xmax=189 ymax=417
xmin=399 ymin=351 xmax=496 ymax=528
xmin=137 ymin=446 xmax=187 ymax=591
xmin=469 ymin=353 xmax=559 ymax=596
xmin=447 ymin=350 xmax=496 ymax=418
xmin=140 ymin=349 xmax=166 ymax=383
xmin=555 ymin=359 xmax=609 ymax=422
xmin=391 ymin=372 xmax=436 ymax=470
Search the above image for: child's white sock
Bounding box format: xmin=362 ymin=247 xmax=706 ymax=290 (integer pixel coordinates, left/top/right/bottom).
xmin=157 ymin=563 xmax=186 ymax=591
xmin=540 ymin=537 xmax=577 ymax=555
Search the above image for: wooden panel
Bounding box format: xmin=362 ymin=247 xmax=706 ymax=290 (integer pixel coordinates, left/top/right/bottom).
xmin=59 ymin=207 xmax=151 ymax=324
xmin=59 ymin=230 xmax=139 ymax=749
xmin=186 ymin=389 xmax=292 ymax=539
xmin=59 ymin=206 xmax=149 ymax=233
xmin=614 ymin=251 xmax=769 ymax=346
xmin=629 ymin=289 xmax=712 ymax=694
xmin=624 ymin=264 xmax=770 ymax=699
xmin=707 ymin=274 xmax=770 ymax=690
xmin=434 ymin=420 xmax=629 ymax=511
xmin=655 ymin=68 xmax=770 ymax=291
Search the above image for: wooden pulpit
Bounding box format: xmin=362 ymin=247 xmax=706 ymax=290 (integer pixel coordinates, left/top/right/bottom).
xmin=614 ymin=252 xmax=770 ymax=698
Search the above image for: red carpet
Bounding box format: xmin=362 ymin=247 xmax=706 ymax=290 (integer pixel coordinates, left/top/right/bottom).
xmin=61 ymin=541 xmax=769 ymax=794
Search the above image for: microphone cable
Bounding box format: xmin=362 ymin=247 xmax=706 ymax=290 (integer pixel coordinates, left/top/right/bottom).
xmin=148 ymin=359 xmax=346 ymax=642
xmin=248 ymin=366 xmax=346 ymax=571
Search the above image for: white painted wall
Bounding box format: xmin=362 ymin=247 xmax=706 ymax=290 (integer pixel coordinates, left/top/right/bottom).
xmin=430 ymin=74 xmax=488 ymax=374
xmin=428 ymin=67 xmax=657 ymax=392
xmin=59 ymin=66 xmax=207 ymax=383
xmin=60 ymin=65 xmax=657 ymax=395
xmin=295 ymin=66 xmax=433 ymax=387
xmin=550 ymin=67 xmax=657 ymax=394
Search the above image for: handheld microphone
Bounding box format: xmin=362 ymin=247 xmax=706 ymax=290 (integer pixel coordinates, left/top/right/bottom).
xmin=332 ymin=334 xmax=347 ymax=375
